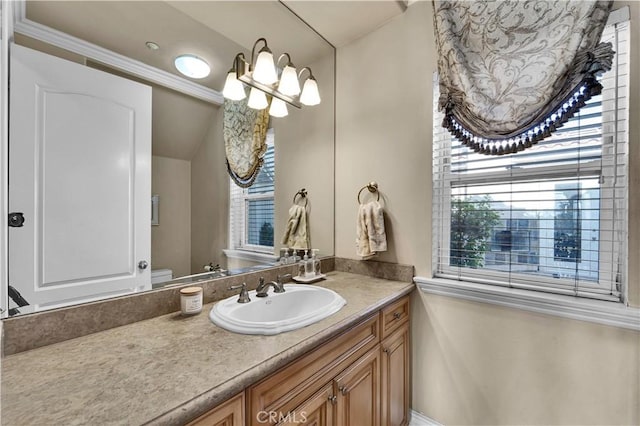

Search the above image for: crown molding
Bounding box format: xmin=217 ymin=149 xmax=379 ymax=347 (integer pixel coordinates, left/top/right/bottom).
xmin=12 ymin=0 xmax=223 ymax=105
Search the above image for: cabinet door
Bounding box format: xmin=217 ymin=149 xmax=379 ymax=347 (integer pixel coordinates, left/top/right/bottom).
xmin=335 ymin=347 xmax=380 ymax=426
xmin=278 ymin=383 xmax=335 ymax=426
xmin=187 ymin=393 xmax=244 ymax=426
xmin=381 ymin=323 xmax=410 ymax=426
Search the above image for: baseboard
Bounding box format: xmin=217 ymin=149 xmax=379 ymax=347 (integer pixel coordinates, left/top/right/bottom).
xmin=410 ymin=409 xmax=443 ymax=426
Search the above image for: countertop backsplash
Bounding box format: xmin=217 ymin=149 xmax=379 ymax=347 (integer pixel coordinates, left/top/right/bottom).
xmin=1 ymin=256 xmax=413 ymax=355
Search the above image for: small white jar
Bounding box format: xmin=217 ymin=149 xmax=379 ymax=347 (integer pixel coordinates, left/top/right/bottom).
xmin=180 ymin=286 xmax=203 ymax=315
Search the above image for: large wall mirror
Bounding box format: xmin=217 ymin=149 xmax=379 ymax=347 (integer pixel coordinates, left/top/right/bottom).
xmin=5 ymin=0 xmax=335 ymax=316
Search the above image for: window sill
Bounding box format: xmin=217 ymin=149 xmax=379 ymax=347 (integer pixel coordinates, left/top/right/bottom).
xmin=223 ymin=249 xmax=278 ymax=263
xmin=414 ymin=276 xmax=640 ymax=331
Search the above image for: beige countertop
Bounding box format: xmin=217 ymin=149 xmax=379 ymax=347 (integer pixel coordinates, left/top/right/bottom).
xmin=1 ymin=271 xmax=414 ymax=426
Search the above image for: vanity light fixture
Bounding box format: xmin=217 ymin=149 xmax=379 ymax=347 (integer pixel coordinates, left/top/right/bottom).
xmin=248 ymin=87 xmax=269 ymax=110
xmin=174 ymin=54 xmax=210 ymax=79
xmin=269 ymin=98 xmax=289 ymax=118
xmin=221 ymin=37 xmax=321 ymax=115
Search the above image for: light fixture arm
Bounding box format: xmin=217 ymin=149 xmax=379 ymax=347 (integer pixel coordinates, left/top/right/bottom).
xmin=250 ymin=37 xmax=269 ymax=69
xmin=298 ymin=67 xmax=316 ymax=81
xmin=233 ymin=53 xmax=248 ymax=78
xmin=277 ymin=53 xmax=295 ymax=69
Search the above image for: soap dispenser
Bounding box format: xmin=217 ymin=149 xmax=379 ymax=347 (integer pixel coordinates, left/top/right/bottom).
xmin=297 ymin=250 xmax=306 ymax=277
xmin=304 ymin=249 xmax=313 ymax=277
xmin=312 ymin=249 xmax=321 ymax=275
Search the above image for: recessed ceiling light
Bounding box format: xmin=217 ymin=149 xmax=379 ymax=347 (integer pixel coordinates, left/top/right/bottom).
xmin=174 ymin=54 xmax=210 ymax=79
xmin=145 ymin=41 xmax=160 ymax=51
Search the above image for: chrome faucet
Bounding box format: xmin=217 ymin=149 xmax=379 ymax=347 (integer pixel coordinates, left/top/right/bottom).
xmin=228 ymin=283 xmax=251 ymax=303
xmin=256 ymin=274 xmax=291 ymax=297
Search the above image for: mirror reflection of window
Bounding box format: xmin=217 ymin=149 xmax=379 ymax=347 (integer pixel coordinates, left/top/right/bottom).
xmin=229 ymin=128 xmax=275 ymax=253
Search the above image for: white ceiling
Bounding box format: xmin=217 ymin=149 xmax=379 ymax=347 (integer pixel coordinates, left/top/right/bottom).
xmin=282 ymin=0 xmax=408 ymax=47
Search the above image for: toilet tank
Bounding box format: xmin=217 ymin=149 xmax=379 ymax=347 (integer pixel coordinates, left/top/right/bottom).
xmin=151 ymin=269 xmax=173 ymax=286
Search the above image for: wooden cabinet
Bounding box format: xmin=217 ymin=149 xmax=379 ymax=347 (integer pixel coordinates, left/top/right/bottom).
xmin=381 ymin=323 xmax=410 ymax=426
xmin=194 ymin=295 xmax=411 ymax=426
xmin=187 ymin=393 xmax=244 ymax=426
xmin=380 ymin=297 xmax=409 ymax=340
xmin=335 ymin=347 xmax=381 ymax=426
xmin=279 ymin=383 xmax=335 ymax=426
xmin=247 ymin=315 xmax=380 ymax=425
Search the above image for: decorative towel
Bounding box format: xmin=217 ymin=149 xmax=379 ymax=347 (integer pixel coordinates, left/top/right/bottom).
xmin=282 ymin=204 xmax=310 ymax=250
xmin=356 ymin=201 xmax=387 ymax=259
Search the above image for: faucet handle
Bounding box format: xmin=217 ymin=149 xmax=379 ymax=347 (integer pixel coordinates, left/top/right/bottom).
xmin=228 ymin=283 xmax=251 ymax=303
xmin=274 ymin=274 xmax=291 ymax=293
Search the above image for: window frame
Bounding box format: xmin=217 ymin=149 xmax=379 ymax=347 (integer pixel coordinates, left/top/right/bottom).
xmin=431 ymin=17 xmax=629 ymax=304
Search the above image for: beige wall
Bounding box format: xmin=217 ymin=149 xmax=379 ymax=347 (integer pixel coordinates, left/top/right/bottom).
xmin=151 ymin=155 xmax=191 ymax=278
xmin=273 ymin=52 xmax=336 ymax=258
xmin=191 ymin=106 xmax=230 ymax=273
xmin=335 ymin=1 xmax=640 ymax=424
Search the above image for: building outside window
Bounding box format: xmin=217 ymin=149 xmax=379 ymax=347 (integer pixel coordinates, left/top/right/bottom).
xmin=432 ymin=20 xmax=629 ymax=302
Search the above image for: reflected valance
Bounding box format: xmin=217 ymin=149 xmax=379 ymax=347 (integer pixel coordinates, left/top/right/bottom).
xmin=433 ymin=0 xmax=614 ymax=155
xmin=223 ymin=97 xmax=270 ymax=188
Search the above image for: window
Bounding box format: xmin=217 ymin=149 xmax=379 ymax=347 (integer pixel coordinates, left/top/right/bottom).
xmin=229 ymin=129 xmax=275 ymax=253
xmin=432 ymin=21 xmax=629 ymax=302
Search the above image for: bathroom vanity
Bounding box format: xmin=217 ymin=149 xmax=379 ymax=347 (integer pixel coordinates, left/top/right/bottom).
xmin=1 ymin=271 xmax=413 ymax=425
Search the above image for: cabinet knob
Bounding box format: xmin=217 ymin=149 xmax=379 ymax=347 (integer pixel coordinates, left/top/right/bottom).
xmin=339 ymin=385 xmax=348 ymax=395
xmin=328 ymin=395 xmax=337 ymax=404
xmin=138 ymin=260 xmax=148 ymax=270
xmin=383 ymin=347 xmax=389 ymax=354
xmin=393 ymin=312 xmax=402 ymax=319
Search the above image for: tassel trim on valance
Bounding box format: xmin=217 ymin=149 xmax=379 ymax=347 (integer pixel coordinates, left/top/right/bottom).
xmin=442 ymin=76 xmax=602 ymax=156
xmin=226 ymin=158 xmax=264 ymax=188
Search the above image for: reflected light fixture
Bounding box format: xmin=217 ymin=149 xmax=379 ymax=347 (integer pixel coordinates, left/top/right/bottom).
xmin=221 ymin=37 xmax=321 ymax=116
xmin=174 ymin=54 xmax=210 ymax=79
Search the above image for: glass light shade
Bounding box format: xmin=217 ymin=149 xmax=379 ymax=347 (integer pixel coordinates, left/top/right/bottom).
xmin=174 ymin=54 xmax=210 ymax=79
xmin=222 ymin=71 xmax=246 ymax=101
xmin=300 ymin=78 xmax=321 ymax=106
xmin=269 ymin=98 xmax=288 ymax=118
xmin=253 ymin=49 xmax=278 ymax=85
xmin=247 ymin=87 xmax=268 ymax=110
xmin=277 ymin=65 xmax=301 ymax=96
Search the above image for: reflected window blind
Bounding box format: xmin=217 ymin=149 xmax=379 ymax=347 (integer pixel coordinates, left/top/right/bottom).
xmin=229 ymin=129 xmax=275 ymax=251
xmin=432 ymin=20 xmax=629 ymax=302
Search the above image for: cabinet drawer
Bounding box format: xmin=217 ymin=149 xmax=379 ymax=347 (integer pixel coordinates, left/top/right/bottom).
xmin=247 ymin=314 xmax=380 ymax=425
xmin=380 ymin=296 xmax=409 ymax=340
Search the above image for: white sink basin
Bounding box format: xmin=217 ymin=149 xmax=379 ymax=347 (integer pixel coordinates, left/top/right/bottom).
xmin=209 ymin=284 xmax=347 ymax=335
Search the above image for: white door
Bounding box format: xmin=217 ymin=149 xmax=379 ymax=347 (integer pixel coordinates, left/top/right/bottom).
xmin=9 ymin=44 xmax=151 ymax=312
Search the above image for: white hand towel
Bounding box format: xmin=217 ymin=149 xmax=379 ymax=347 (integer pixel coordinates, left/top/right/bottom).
xmin=356 ymin=201 xmax=387 ymax=259
xmin=282 ymin=204 xmax=310 ymax=249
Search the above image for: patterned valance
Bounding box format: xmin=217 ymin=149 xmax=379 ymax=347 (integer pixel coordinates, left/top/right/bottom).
xmin=223 ymin=97 xmax=270 ymax=188
xmin=433 ymin=0 xmax=614 ymax=155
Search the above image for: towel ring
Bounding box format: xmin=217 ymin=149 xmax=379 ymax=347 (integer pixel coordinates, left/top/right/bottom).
xmin=294 ymin=188 xmax=308 ymax=207
xmin=357 ymin=181 xmax=380 ymax=204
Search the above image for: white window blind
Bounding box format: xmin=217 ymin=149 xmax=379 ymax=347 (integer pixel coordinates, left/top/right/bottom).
xmin=229 ymin=128 xmax=275 ymax=252
xmin=432 ymin=20 xmax=629 ymax=302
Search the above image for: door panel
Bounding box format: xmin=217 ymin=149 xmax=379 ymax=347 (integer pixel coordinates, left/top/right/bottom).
xmin=9 ymin=44 xmax=151 ymax=311
xmin=381 ymin=324 xmax=410 ymax=426
xmin=335 ymin=347 xmax=380 ymax=426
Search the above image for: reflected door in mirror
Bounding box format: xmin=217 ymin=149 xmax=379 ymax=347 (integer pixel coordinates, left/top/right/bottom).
xmin=8 ymin=45 xmax=152 ymax=313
